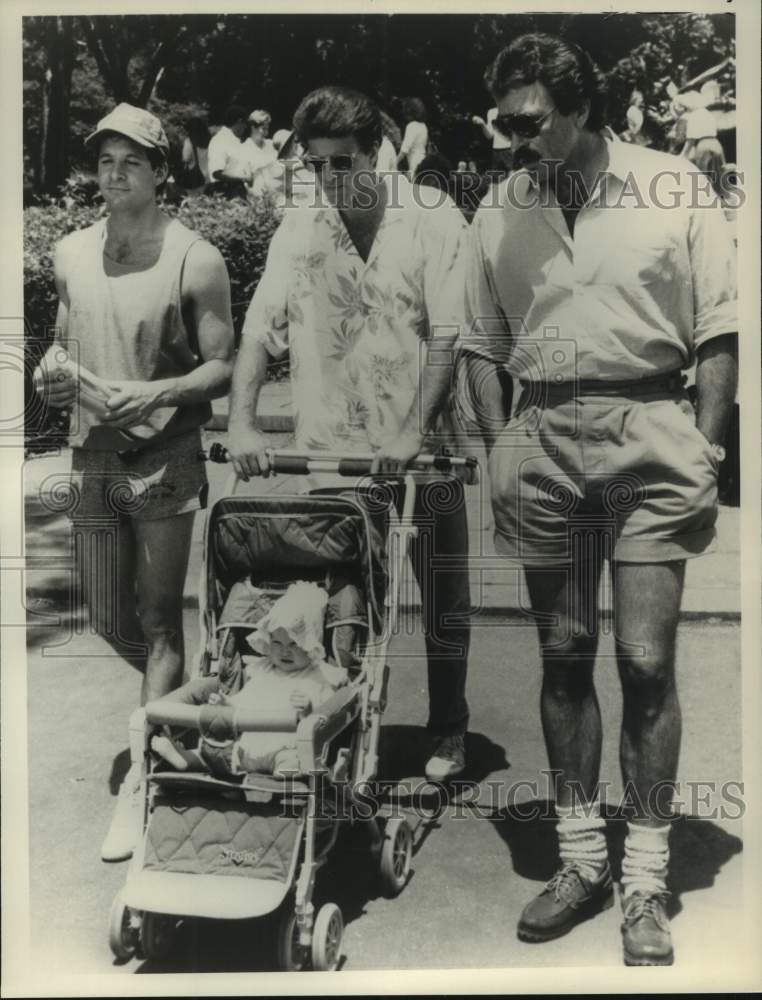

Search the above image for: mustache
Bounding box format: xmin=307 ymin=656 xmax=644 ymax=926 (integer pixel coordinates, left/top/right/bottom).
xmin=513 ymin=147 xmax=542 ymax=170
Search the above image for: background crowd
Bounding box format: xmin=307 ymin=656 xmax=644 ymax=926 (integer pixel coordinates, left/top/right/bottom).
xmin=23 ymin=11 xmax=738 ymax=457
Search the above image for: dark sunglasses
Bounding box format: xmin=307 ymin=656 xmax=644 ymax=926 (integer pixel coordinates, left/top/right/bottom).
xmin=494 ymin=107 xmax=555 ymax=140
xmin=300 ymin=152 xmax=361 ymax=173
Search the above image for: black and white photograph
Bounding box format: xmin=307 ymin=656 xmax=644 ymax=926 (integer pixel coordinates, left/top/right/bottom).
xmin=1 ymin=0 xmax=760 ymax=995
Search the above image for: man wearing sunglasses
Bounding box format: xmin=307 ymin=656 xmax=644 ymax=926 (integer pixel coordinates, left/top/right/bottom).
xmin=228 ymin=86 xmax=476 ymax=782
xmin=463 ymin=34 xmax=736 ymax=966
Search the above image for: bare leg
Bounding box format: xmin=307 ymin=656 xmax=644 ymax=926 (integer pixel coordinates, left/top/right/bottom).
xmin=133 ymin=512 xmax=195 ymax=704
xmin=613 ymin=561 xmax=685 ymax=826
xmin=525 ymin=551 xmax=605 ymax=808
xmin=73 ymin=520 xmax=145 ymax=659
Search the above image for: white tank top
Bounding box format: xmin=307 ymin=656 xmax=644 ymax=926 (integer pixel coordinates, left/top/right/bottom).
xmin=61 ymin=217 xmax=211 ymax=450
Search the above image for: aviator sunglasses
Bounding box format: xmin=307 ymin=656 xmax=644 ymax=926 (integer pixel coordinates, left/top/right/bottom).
xmin=300 ymin=151 xmax=363 ymax=173
xmin=494 ymin=107 xmax=555 ymax=140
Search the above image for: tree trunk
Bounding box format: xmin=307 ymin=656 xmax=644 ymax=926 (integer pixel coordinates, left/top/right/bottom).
xmin=40 ymin=16 xmax=74 ymax=193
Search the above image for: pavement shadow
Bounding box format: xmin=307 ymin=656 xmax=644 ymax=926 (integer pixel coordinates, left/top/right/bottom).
xmin=134 ymin=916 xmax=276 ymax=974
xmin=378 ymin=723 xmax=509 ymax=785
xmin=603 ymin=811 xmax=743 ymax=918
xmin=489 ymin=799 xmax=744 ymax=914
xmin=108 ymin=748 xmax=132 ymax=796
xmin=25 ymin=586 xmax=150 ymax=671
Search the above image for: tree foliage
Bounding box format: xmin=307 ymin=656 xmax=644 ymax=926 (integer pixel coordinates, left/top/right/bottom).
xmin=23 ymin=11 xmax=735 ymax=191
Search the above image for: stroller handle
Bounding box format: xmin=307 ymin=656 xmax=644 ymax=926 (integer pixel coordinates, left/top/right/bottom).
xmin=202 ymin=443 xmax=479 ymax=482
xmin=146 ymin=700 xmax=299 ymax=734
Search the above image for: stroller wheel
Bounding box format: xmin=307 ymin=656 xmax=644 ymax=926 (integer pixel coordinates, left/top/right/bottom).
xmin=140 ymin=911 xmax=177 ymax=962
xmin=276 ymin=907 xmax=309 ymax=972
xmin=311 ymin=902 xmax=343 ymax=972
xmin=379 ymin=817 xmax=412 ymax=896
xmin=108 ymin=891 xmax=139 ymax=961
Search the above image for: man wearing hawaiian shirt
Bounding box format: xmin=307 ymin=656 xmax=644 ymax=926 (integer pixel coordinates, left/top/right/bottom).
xmin=228 ymin=86 xmax=475 ymax=781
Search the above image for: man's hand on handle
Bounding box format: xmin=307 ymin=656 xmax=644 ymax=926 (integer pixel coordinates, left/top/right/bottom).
xmin=370 ymin=431 xmax=425 ymax=475
xmin=226 ymin=422 xmax=272 ymax=479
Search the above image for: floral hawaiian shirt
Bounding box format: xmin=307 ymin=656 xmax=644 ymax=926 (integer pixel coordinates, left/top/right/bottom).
xmin=242 ymin=174 xmax=470 ymax=456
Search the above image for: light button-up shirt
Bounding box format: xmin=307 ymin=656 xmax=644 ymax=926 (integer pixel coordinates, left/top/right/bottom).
xmin=465 ymin=137 xmax=736 ymax=383
xmin=243 ymin=175 xmax=469 ymax=455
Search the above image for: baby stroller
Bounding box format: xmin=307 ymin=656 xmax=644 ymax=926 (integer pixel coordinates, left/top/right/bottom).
xmin=107 ymin=446 xmax=477 ymax=971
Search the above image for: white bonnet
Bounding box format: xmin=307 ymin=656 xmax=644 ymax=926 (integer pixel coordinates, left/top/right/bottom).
xmin=247 ymin=581 xmax=328 ymax=666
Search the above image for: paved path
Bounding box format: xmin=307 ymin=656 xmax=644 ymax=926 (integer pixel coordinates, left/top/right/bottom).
xmin=10 ymin=435 xmax=752 ymax=988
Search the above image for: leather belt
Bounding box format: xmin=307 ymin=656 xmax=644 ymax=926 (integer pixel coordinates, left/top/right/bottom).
xmin=519 ymin=370 xmax=686 ymax=403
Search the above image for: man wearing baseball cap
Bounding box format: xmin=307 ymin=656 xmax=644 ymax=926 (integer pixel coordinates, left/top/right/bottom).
xmin=34 ymin=102 xmax=235 ymax=862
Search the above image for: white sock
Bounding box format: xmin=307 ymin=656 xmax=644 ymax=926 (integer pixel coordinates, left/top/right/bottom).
xmin=621 ymin=821 xmax=670 ymax=898
xmin=556 ymin=799 xmax=608 ymax=881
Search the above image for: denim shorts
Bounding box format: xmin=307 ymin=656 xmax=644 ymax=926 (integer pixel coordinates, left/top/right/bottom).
xmin=489 ymin=390 xmax=719 ymax=565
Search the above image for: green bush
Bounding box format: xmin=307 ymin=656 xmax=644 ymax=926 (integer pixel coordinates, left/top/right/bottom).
xmin=23 ymin=192 xmax=287 ymax=451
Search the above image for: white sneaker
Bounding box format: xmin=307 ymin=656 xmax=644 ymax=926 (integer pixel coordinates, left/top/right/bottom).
xmin=101 ymin=770 xmax=144 ymax=862
xmin=424 ymin=732 xmax=466 ymax=782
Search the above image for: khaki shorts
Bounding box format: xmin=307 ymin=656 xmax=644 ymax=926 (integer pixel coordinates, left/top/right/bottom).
xmin=69 ymin=429 xmax=208 ymax=523
xmin=489 ymin=390 xmax=719 ymax=565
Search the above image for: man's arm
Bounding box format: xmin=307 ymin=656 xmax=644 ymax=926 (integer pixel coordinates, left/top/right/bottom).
xmin=102 ymin=242 xmax=234 ymax=427
xmin=460 ymin=208 xmax=514 ymax=455
xmin=35 ymin=243 xmax=77 ymax=408
xmin=227 ymin=336 xmax=272 ymax=479
xmin=694 ymin=333 xmax=737 ymax=446
xmin=371 ymin=206 xmax=469 ymax=474
xmin=226 ymin=217 xmax=292 ymax=479
xmin=686 ymin=170 xmax=737 ymax=449
xmin=459 ymin=349 xmax=512 ymax=456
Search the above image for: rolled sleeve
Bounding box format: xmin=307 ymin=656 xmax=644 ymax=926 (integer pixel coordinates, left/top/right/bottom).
xmin=688 ymin=194 xmax=737 ymax=350
xmin=241 ymin=219 xmax=292 ymax=358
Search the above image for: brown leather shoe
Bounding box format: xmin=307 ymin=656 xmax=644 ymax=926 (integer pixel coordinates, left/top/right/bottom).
xmin=517 ymin=862 xmax=614 ymax=942
xmin=621 ymin=890 xmax=674 ymax=966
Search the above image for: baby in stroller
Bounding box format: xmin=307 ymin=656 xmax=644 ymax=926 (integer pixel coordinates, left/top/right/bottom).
xmin=151 ymin=581 xmax=348 ymax=778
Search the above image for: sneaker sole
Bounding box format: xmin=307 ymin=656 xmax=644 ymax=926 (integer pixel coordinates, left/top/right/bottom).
xmin=517 ymin=888 xmax=614 ymax=943
xmin=101 ymin=849 xmax=134 ymax=863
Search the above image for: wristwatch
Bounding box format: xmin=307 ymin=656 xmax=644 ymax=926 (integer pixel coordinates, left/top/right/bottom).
xmin=709 ymin=443 xmax=726 ymax=464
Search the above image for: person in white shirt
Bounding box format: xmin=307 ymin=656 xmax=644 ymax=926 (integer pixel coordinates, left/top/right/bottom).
xmin=240 ymin=109 xmax=278 ymax=196
xmin=465 ymin=32 xmax=736 ymax=967
xmin=397 ymin=97 xmax=429 ymax=177
xmin=376 ymin=134 xmax=398 ymax=175
xmin=207 ymin=104 xmax=250 ymax=197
